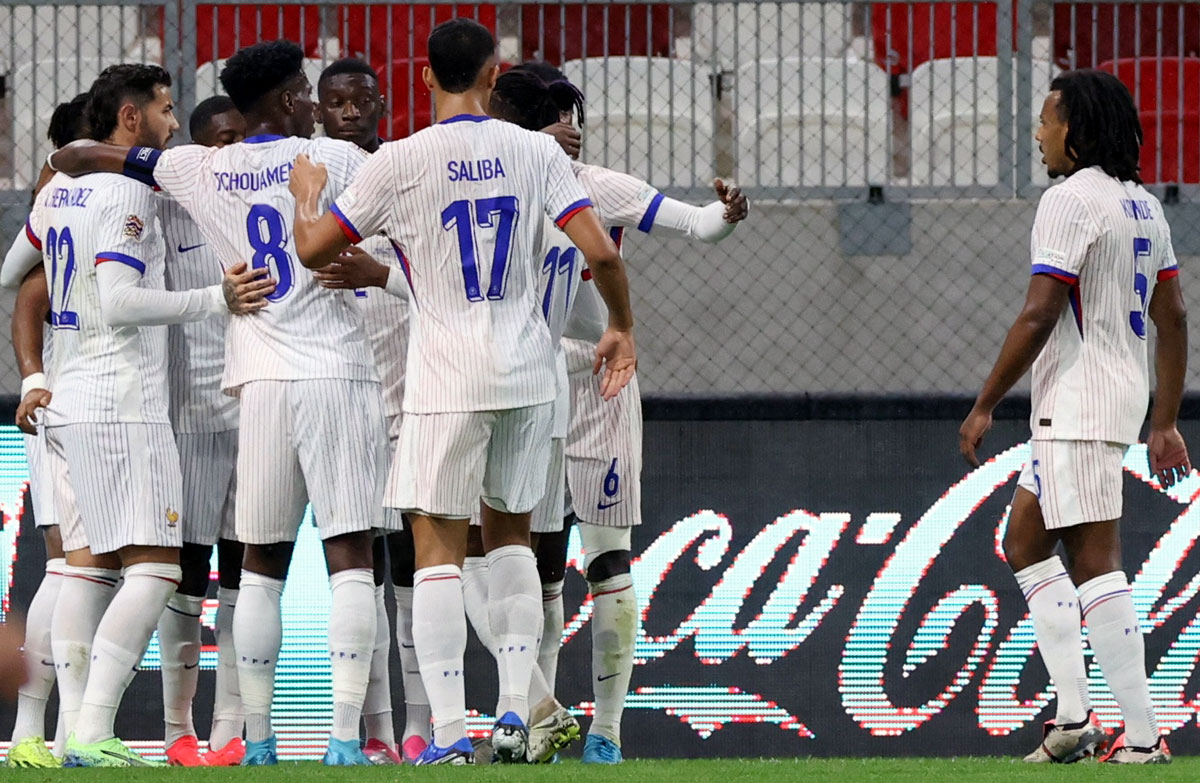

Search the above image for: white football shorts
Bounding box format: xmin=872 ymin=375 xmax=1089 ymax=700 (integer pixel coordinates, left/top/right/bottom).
xmin=176 ymin=429 xmax=238 ymax=546
xmin=1017 ymin=439 xmax=1126 ymax=530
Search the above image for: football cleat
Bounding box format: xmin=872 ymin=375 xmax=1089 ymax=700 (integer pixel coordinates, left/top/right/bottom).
xmin=1102 ymin=733 xmax=1171 ymax=764
xmin=526 ymin=706 xmax=581 ymax=763
xmin=414 ymin=737 xmax=475 ymax=766
xmin=240 ymin=736 xmax=278 ymax=766
xmin=204 ymin=737 xmax=246 ymax=767
xmin=491 ymin=711 xmax=529 ymax=764
xmin=1023 ymin=711 xmax=1107 ymax=763
xmin=165 ymin=735 xmax=208 ymax=767
xmin=581 ymin=733 xmax=623 ymax=764
xmin=364 ymin=738 xmax=402 ymax=765
xmin=63 ymin=735 xmax=165 ymax=767
xmin=322 ymin=737 xmax=371 ymax=766
xmin=401 ymin=735 xmax=428 ymax=764
xmin=5 ymin=736 xmax=60 ymax=768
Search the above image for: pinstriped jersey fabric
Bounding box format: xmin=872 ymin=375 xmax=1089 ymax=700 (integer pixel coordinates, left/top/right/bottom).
xmin=1029 ymin=167 xmax=1181 ymax=444
xmin=151 ymin=136 xmax=377 ymax=392
xmin=330 ymin=116 xmax=590 ymax=414
xmin=357 ymin=233 xmax=409 ymax=419
xmin=159 ymin=196 xmax=238 ymax=433
xmin=29 ymin=172 xmax=169 ymax=425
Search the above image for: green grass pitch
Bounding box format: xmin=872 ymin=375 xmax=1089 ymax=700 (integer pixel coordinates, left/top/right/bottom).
xmin=8 ymin=758 xmax=1199 ymax=782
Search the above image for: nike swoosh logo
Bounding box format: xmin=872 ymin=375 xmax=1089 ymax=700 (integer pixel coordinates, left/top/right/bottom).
xmin=177 ymin=242 xmax=206 ymax=253
xmin=597 ymin=673 xmax=620 ymax=682
xmin=102 ymin=749 xmax=151 ymax=766
xmin=40 ymin=659 xmax=54 ymax=666
xmin=183 ymin=662 xmax=199 ymax=670
xmin=597 ymin=500 xmax=623 ymax=510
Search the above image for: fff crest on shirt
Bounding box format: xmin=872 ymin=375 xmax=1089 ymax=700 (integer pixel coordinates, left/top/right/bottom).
xmin=123 ymin=214 xmax=146 ymax=241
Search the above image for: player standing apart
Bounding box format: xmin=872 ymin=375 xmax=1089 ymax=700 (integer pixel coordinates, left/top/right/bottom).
xmin=156 ymin=95 xmax=248 ymax=767
xmin=1 ymin=94 xmax=91 ymax=768
xmin=292 ymin=18 xmax=635 ymax=766
xmin=960 ymin=69 xmax=1187 ymax=765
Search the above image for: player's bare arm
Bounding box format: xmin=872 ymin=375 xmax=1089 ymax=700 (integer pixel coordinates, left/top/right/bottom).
xmin=1146 ymin=275 xmax=1190 ymax=487
xmin=46 ymin=139 xmax=130 ymax=176
xmin=561 ymin=206 xmax=637 ymax=400
xmin=960 ymin=274 xmax=1069 ymax=467
xmin=289 ymin=153 xmax=350 ymax=269
xmin=222 ymin=262 xmax=276 ymax=315
xmin=313 ymin=246 xmax=389 ymax=290
xmin=12 ymin=267 xmax=51 ymax=435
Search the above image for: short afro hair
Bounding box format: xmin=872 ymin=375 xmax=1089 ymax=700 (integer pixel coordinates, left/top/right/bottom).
xmin=318 ymin=57 xmax=378 ymax=98
xmin=189 ymin=95 xmax=238 ymax=140
xmin=220 ymin=40 xmax=305 ymax=114
xmin=427 ymin=18 xmax=496 ymax=94
xmin=86 ymin=63 xmax=171 ymax=141
xmin=48 ymin=92 xmax=91 ymax=149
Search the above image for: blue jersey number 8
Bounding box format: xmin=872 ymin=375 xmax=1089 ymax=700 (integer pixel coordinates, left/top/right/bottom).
xmin=246 ymin=203 xmax=294 ymax=301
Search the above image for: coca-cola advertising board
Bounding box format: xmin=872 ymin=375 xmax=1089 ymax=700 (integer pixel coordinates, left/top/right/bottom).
xmin=2 ymin=409 xmax=1199 ymax=759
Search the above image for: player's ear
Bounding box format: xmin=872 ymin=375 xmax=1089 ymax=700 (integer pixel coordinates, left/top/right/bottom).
xmin=421 ymin=66 xmax=436 ymax=94
xmin=118 ymin=100 xmax=141 ymax=136
xmin=486 ymin=63 xmax=500 ymax=90
xmin=281 ymin=87 xmax=296 ymax=117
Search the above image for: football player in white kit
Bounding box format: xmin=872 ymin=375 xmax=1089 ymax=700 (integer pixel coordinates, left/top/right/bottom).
xmin=51 ymin=42 xmax=393 ymax=767
xmin=489 ymin=63 xmax=748 ymax=764
xmin=290 ymin=18 xmax=635 ymax=766
xmin=30 ymin=64 xmax=266 ymax=767
xmin=1 ymin=94 xmax=91 ymax=768
xmin=961 ymin=70 xmax=1189 ymax=765
xmin=313 ymin=56 xmax=417 ymax=766
xmin=156 ymin=95 xmax=248 ymax=768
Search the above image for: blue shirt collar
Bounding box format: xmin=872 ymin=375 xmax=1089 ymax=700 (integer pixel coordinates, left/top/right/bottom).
xmin=243 ymin=134 xmax=287 ymax=144
xmin=437 ymin=114 xmax=492 ymax=125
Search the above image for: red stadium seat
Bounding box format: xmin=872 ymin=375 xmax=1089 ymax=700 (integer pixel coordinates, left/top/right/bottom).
xmin=1099 ymin=58 xmax=1200 ymax=184
xmin=871 ymin=2 xmax=1016 ymax=75
xmin=520 ymin=4 xmax=673 ymax=64
xmin=195 ymin=4 xmax=323 ymax=65
xmin=337 ymin=5 xmax=497 ymax=65
xmin=1054 ymin=4 xmax=1200 ymax=70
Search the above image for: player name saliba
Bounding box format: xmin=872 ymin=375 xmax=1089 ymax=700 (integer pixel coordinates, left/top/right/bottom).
xmin=447 ymin=157 xmax=506 ymax=182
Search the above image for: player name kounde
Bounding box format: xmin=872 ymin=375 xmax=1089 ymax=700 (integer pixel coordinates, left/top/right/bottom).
xmin=584 ymin=441 xmax=1200 ymax=741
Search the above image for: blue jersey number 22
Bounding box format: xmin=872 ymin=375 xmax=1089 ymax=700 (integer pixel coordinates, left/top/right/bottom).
xmin=442 ymin=196 xmax=520 ymax=301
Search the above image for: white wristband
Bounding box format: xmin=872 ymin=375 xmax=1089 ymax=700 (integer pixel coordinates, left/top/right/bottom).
xmin=21 ymin=373 xmax=47 ymax=399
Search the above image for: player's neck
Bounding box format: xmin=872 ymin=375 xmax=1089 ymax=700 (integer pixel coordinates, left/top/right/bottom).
xmin=241 ymin=115 xmax=291 ymax=141
xmin=434 ymin=90 xmax=489 ymax=123
xmin=107 ymin=129 xmax=139 ymax=148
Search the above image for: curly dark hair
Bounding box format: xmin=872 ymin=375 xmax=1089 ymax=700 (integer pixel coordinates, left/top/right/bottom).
xmin=48 ymin=92 xmax=91 ymax=149
xmin=1050 ymin=69 xmax=1144 ymax=183
xmin=490 ymin=70 xmax=583 ymax=132
xmin=512 ymin=61 xmax=585 ymax=127
xmin=220 ymin=39 xmax=305 ymax=114
xmin=86 ymin=63 xmax=171 ymax=141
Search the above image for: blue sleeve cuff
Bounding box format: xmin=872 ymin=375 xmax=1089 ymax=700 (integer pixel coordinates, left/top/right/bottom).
xmin=96 ymin=252 xmax=146 ymax=275
xmin=555 ymin=199 xmax=593 ymax=228
xmin=637 ymin=192 xmax=665 ymax=233
xmin=1031 ymin=263 xmax=1078 ymax=283
xmin=330 ymin=202 xmax=363 ymax=243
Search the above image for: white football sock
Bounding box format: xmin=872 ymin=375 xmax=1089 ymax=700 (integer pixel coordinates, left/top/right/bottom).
xmin=1080 ymin=571 xmax=1159 ymax=747
xmin=158 ymin=592 xmax=203 ymax=746
xmin=538 ymin=579 xmax=565 ymax=695
xmin=51 ymin=565 xmax=119 ymax=747
xmin=393 ymin=585 xmax=430 ymax=744
xmin=362 ymin=583 xmax=395 ymax=745
xmin=234 ymin=571 xmax=283 ymax=743
xmin=328 ymin=568 xmax=376 ymax=743
xmin=461 ymin=557 xmax=494 ymax=648
xmin=209 ymin=587 xmax=243 ymax=750
xmin=413 ymin=565 xmax=466 ymax=747
xmin=1014 ymin=556 xmax=1090 ymax=724
xmin=74 ymin=562 xmax=182 ymax=745
xmin=10 ymin=558 xmax=65 ymax=744
xmin=589 ymin=573 xmax=636 ymax=745
xmin=487 ymin=545 xmax=542 ymax=724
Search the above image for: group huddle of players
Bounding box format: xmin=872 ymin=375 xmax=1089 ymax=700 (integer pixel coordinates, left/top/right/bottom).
xmin=1 ymin=17 xmax=748 ymax=768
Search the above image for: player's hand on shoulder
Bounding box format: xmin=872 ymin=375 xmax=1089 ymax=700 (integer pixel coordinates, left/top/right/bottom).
xmin=314 ymin=246 xmax=389 ymax=290
xmin=289 ymin=154 xmax=328 ymax=202
xmin=222 ymin=262 xmax=276 ymax=315
xmin=714 ymin=179 xmax=748 ymax=224
xmin=593 ymin=328 xmax=637 ymax=401
xmin=1148 ymin=425 xmax=1191 ymax=489
xmin=16 ymin=389 xmax=51 ymax=435
xmin=959 ymin=406 xmax=993 ymax=468
xmin=542 ymin=122 xmax=582 ymax=160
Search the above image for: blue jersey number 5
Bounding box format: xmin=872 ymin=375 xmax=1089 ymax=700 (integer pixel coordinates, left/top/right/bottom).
xmin=442 ymin=196 xmax=520 ymax=301
xmin=1130 ymin=237 xmax=1151 ymax=339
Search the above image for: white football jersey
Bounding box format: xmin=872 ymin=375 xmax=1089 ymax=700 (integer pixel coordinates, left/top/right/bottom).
xmin=145 ymin=135 xmax=376 ymax=392
xmin=1029 ymin=166 xmax=1180 ymax=444
xmin=28 ymin=172 xmax=169 ymax=425
xmin=331 ymin=115 xmax=591 ymax=414
xmin=357 ymin=233 xmax=410 ymax=418
xmin=160 ymin=197 xmax=238 ymax=433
